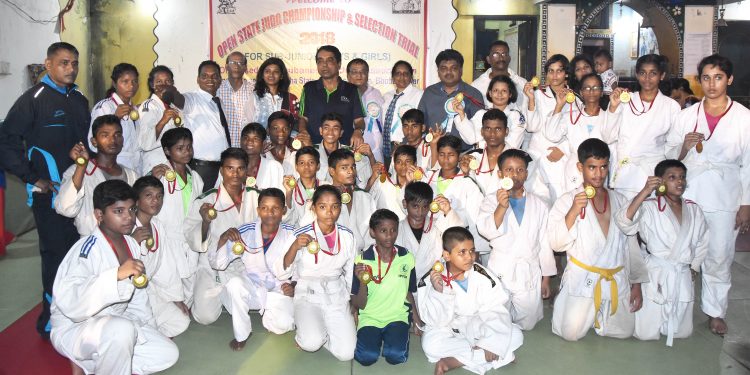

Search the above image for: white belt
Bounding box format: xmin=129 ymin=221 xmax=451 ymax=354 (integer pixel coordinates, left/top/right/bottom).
xmin=646 ymin=254 xmax=690 ymax=347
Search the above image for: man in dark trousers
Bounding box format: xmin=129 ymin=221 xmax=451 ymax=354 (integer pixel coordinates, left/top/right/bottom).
xmin=0 ymin=42 xmax=90 ymax=338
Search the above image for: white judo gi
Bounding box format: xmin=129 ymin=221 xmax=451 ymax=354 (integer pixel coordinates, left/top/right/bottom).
xmin=336 ymin=188 xmax=377 ymax=252
xmin=265 ymin=147 xmax=297 ymax=177
xmin=601 ymin=91 xmax=680 ymax=198
xmin=51 ymin=228 xmax=179 ymax=375
xmin=284 ymin=178 xmax=331 ymax=226
xmin=524 ymin=87 xmax=569 ymax=204
xmin=274 ymin=222 xmax=357 ymax=361
xmin=615 ymin=197 xmax=708 ymax=346
xmin=395 ymin=209 xmax=465 ymax=278
xmin=183 ymin=184 xmax=260 ymax=325
xmin=477 ymin=190 xmax=557 ymax=330
xmin=547 ymin=188 xmax=648 ymax=341
xmin=211 ymin=220 xmax=296 ymax=342
xmin=464 ymin=148 xmax=518 ymax=196
xmin=89 ymin=94 xmax=141 ymax=172
xmin=136 ymin=94 xmax=182 ymax=175
xmin=666 ymin=97 xmax=750 ymax=319
xmin=315 ymin=143 xmax=373 ymax=190
xmin=418 ymin=263 xmax=523 ymax=375
xmin=368 ymin=176 xmax=412 ymax=220
xmin=55 ymin=161 xmax=138 ymax=236
xmin=136 ymin=217 xmax=191 ymax=338
xmin=453 ymin=105 xmax=526 ymax=150
xmin=387 ymin=139 xmax=435 ymax=176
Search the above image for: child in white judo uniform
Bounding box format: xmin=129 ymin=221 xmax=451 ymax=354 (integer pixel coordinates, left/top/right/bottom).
xmin=314 ymin=112 xmax=374 ymax=189
xmin=615 ymin=160 xmax=708 ymax=346
xmin=56 ymin=114 xmax=138 ymax=236
xmin=388 ymin=109 xmax=437 ymax=175
xmin=240 ymin=122 xmax=285 ymax=192
xmin=396 ymin=181 xmax=464 ymax=279
xmin=368 ymin=145 xmax=424 ymax=220
xmin=265 ymin=110 xmax=307 ymax=177
xmin=463 ymin=109 xmax=517 ymax=194
xmin=131 ymin=176 xmax=191 ymax=338
xmin=351 ymin=209 xmax=420 ymax=366
xmin=604 ymin=54 xmax=681 ymax=199
xmin=137 ymin=65 xmax=182 ymax=174
xmin=419 ymin=227 xmax=523 ymax=375
xmin=283 ymin=146 xmax=330 ymax=226
xmin=548 ymin=138 xmax=647 ymax=341
xmin=212 ymin=188 xmax=296 ymax=351
xmin=477 ymin=149 xmax=556 ymax=330
xmin=276 ymin=185 xmax=357 ymax=361
xmin=150 ymin=128 xmax=204 ymax=324
xmin=666 ymin=54 xmax=750 ymax=335
xmin=183 ymin=148 xmax=260 ymax=325
xmin=327 ymin=148 xmax=377 ymax=251
xmin=51 ymin=180 xmax=178 ymax=375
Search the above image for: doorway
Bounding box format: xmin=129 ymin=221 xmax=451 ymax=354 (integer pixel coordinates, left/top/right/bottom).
xmin=473 ymin=16 xmax=538 ymax=81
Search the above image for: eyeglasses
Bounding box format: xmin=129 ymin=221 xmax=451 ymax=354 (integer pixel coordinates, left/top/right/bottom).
xmin=227 ymin=61 xmax=246 ymax=66
xmin=491 ymin=52 xmax=510 ymax=59
xmin=581 ymin=86 xmax=603 ymax=92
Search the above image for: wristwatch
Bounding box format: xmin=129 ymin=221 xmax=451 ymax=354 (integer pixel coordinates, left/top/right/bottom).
xmin=356 ymin=128 xmax=365 ymax=136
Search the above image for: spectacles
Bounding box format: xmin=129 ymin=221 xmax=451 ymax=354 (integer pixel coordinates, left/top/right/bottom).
xmin=227 ymin=61 xmax=246 ymax=66
xmin=581 ymin=86 xmax=603 ymax=92
xmin=491 ymin=52 xmax=510 ymax=59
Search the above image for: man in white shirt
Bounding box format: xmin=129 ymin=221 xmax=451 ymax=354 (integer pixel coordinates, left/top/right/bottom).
xmin=217 ymin=52 xmax=254 ymax=148
xmin=471 ymin=40 xmax=528 ymax=110
xmin=163 ymin=60 xmax=230 ymax=192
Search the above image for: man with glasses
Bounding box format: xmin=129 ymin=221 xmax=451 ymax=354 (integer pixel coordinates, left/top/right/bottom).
xmin=472 ymin=40 xmax=528 ymax=110
xmin=298 ymin=45 xmax=365 ymax=147
xmin=347 ymin=58 xmax=385 ymax=162
xmin=218 ymin=51 xmax=255 ymax=147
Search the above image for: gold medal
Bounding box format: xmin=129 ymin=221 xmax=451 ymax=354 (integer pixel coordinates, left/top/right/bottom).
xmin=530 ymin=76 xmax=540 ymax=87
xmin=132 ymin=274 xmax=148 ymax=288
xmin=145 ymin=237 xmax=154 ymax=250
xmin=292 ymin=139 xmax=302 ymax=150
xmin=232 ymin=242 xmax=245 ymax=255
xmin=433 ymin=261 xmax=444 ymax=273
xmin=455 ymin=92 xmax=464 ymax=102
xmin=413 ymin=169 xmax=423 ymax=180
xmin=695 ymin=141 xmax=703 ymax=153
xmin=469 ymin=158 xmax=480 ymax=171
xmin=246 ymin=176 xmax=256 ymax=187
xmin=75 ymin=156 xmax=87 ymax=166
xmin=307 ymin=240 xmax=320 ymax=254
xmin=173 ymin=116 xmax=183 ymax=126
xmin=165 ymin=170 xmax=177 ymax=182
xmin=656 ymin=184 xmax=668 ymax=196
xmin=286 ymin=178 xmax=296 ymax=188
xmin=354 ymin=152 xmax=363 ymax=162
xmin=565 ymin=92 xmax=576 ymax=104
xmin=359 ymin=270 xmax=372 ymax=285
xmin=207 ymin=208 xmax=217 ymax=220
xmin=129 ymin=109 xmax=140 ymax=121
xmin=584 ymin=185 xmax=596 ymax=199
xmin=425 ymin=133 xmax=434 ymax=143
xmin=429 ymin=201 xmax=440 ymax=214
xmin=341 ymin=192 xmax=352 ymax=204
xmin=379 ymin=173 xmax=387 ymax=183
xmin=619 ymin=91 xmax=631 ymax=103
xmin=500 ymin=177 xmax=514 ymax=191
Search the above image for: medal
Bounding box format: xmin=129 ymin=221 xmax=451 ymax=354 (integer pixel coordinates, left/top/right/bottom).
xmin=433 ymin=261 xmax=444 ymax=273
xmin=584 ymin=185 xmax=596 ymax=199
xmin=354 ymin=152 xmax=363 ymax=162
xmin=292 ymin=139 xmax=302 ymax=150
xmin=341 ymin=192 xmax=352 ymax=204
xmin=429 ymin=201 xmax=440 ymax=213
xmin=530 ymin=76 xmax=540 ymax=87
xmin=286 ymin=178 xmax=296 ymax=188
xmin=129 ymin=109 xmax=140 ymax=121
xmin=379 ymin=172 xmax=387 ymax=183
xmin=455 ymin=92 xmax=464 ymax=102
xmin=207 ymin=208 xmax=217 ymax=220
xmin=173 ymin=116 xmax=183 ymax=126
xmin=165 ymin=170 xmax=177 ymax=182
xmin=619 ymin=91 xmax=631 ymax=103
xmin=656 ymin=183 xmax=667 ymax=196
xmin=145 ymin=237 xmax=154 ymax=250
xmin=413 ymin=168 xmax=423 ymax=180
xmin=75 ymin=156 xmax=87 ymax=166
xmin=500 ymin=177 xmax=514 ymax=191
xmin=359 ymin=268 xmax=372 ymax=285
xmin=246 ymin=176 xmax=256 ymax=187
xmin=695 ymin=141 xmax=703 ymax=153
xmin=232 ymin=241 xmax=245 ymax=256
xmin=468 ymin=158 xmax=480 ymax=171
xmin=132 ymin=274 xmax=148 ymax=288
xmin=306 ymin=240 xmax=320 ymax=254
xmin=425 ymin=133 xmax=434 ymax=143
xmin=565 ymin=92 xmax=576 ymax=104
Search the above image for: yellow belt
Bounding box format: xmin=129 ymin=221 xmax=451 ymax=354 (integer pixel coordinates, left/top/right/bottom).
xmin=569 ymin=256 xmax=624 ymax=329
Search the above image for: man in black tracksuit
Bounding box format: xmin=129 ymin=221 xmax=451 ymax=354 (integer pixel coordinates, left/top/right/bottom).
xmin=0 ymin=42 xmax=89 ymax=338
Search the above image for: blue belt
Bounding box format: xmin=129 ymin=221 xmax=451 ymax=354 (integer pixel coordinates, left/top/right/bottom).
xmin=25 ymin=147 xmax=61 ymax=208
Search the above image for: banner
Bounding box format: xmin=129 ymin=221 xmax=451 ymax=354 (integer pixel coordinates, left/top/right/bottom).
xmin=209 ymin=0 xmax=427 ymax=96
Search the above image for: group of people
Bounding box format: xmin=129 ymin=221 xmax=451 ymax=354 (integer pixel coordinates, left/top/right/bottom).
xmin=0 ymin=39 xmax=746 ymax=375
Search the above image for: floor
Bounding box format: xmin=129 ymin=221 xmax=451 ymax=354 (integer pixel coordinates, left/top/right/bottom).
xmin=1 ymin=231 xmax=748 ymax=375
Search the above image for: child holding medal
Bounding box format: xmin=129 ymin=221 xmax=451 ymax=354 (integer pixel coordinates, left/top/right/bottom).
xmin=240 ymin=122 xmax=285 ymax=192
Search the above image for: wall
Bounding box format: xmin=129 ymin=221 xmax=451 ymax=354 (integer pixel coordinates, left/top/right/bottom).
xmin=724 ymin=1 xmax=750 ymax=20
xmin=546 ymin=4 xmax=576 ymax=59
xmin=611 ymin=5 xmax=642 ymax=77
xmin=0 ymin=1 xmax=61 ymax=119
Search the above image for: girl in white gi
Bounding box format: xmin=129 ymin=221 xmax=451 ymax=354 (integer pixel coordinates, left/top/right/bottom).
xmin=419 ymin=227 xmax=522 ymax=375
xmin=315 ymin=112 xmax=374 ymax=189
xmin=387 ymin=109 xmax=436 ymax=175
xmin=328 ymin=148 xmax=377 ymax=251
xmin=212 ymin=188 xmax=296 ymax=351
xmin=666 ymin=54 xmax=750 ymax=335
xmin=477 ymin=149 xmax=556 ymax=330
xmin=454 ymin=75 xmax=526 ymax=150
xmin=183 ymin=148 xmax=260 ymax=325
xmin=276 ymin=185 xmax=357 ymax=361
xmin=425 ymin=135 xmax=486 ymax=259
xmin=240 ymin=123 xmax=285 ymax=192
xmin=615 ymin=160 xmax=708 ymax=346
xmin=368 ymin=145 xmax=424 ymax=220
xmin=521 ymin=54 xmax=571 ymax=204
xmin=137 ymin=65 xmax=183 ymax=174
xmin=543 ymin=73 xmax=611 ymax=193
xmin=283 ymin=146 xmax=330 ymax=226
xmin=266 ymin=110 xmax=310 ymax=177
xmin=396 ymin=181 xmax=464 ymax=280
xmin=56 ymin=115 xmax=138 ymax=236
xmin=89 ymin=63 xmax=141 ymax=172
xmin=51 ymin=180 xmax=178 ymax=375
xmin=548 ymin=139 xmax=645 ymax=341
xmin=603 ymin=54 xmax=681 ymax=199
xmin=463 ymin=109 xmax=516 ymax=194
xmin=131 ymin=176 xmax=191 ymax=338
xmin=150 ymin=128 xmax=204 ymax=324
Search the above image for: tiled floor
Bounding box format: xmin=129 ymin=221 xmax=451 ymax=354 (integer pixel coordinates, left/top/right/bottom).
xmin=1 ymin=232 xmax=748 ymax=374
